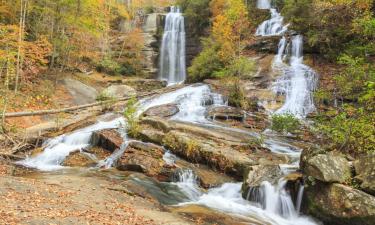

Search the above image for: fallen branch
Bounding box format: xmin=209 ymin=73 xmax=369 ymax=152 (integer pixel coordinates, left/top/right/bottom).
xmin=2 ymin=85 xmax=185 ymax=118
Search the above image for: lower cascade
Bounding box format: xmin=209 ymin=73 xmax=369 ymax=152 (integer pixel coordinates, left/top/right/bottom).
xmin=159 ymin=6 xmax=186 ymax=85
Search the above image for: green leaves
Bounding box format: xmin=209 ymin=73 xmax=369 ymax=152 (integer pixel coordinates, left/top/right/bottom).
xmin=271 ymin=113 xmax=301 ymax=134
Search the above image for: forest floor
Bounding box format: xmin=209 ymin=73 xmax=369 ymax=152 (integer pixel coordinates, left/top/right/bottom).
xmin=0 ymin=162 xmax=195 ymax=225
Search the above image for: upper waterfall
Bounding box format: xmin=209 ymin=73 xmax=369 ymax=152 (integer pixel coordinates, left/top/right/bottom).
xmin=257 ymin=0 xmax=271 ymax=9
xmin=159 ymin=6 xmax=186 ymax=85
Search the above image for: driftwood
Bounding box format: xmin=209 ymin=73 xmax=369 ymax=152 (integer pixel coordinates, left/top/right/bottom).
xmin=3 ymin=85 xmax=185 ymax=118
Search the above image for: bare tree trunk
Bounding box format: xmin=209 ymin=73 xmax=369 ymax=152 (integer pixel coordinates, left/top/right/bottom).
xmin=14 ymin=0 xmax=28 ymax=93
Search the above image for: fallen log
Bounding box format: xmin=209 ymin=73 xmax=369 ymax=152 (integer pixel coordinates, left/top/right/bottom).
xmin=2 ymin=84 xmax=185 ymax=118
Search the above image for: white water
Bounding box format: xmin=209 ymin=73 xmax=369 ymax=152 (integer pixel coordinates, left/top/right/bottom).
xmin=173 ymin=169 xmax=201 ymax=201
xmin=159 ymin=6 xmax=186 ymax=85
xmin=257 ymin=0 xmax=271 ymax=9
xmin=272 ymin=35 xmax=318 ymax=117
xmin=138 ymin=84 xmax=226 ymax=123
xmin=256 ymin=9 xmax=288 ymax=36
xmin=18 ymin=116 xmax=125 ymax=171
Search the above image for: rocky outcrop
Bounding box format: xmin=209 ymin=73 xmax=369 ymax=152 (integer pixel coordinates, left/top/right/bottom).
xmin=301 ymin=148 xmax=375 ymax=224
xmin=62 ymin=147 xmax=111 ymax=167
xmin=246 ymin=36 xmax=281 ymax=54
xmin=143 ymin=104 xmax=179 ymax=118
xmin=141 ymin=13 xmax=163 ymax=78
xmin=135 ymin=117 xmax=289 ymax=178
xmin=62 ymin=78 xmax=98 ymax=105
xmin=101 ymin=85 xmax=137 ymax=99
xmin=303 ymin=151 xmax=351 ymax=183
xmin=91 ymin=129 xmax=123 ymax=152
xmin=117 ymin=141 xmax=170 ymax=180
xmin=304 ymin=182 xmax=375 ymax=225
xmin=354 ymin=154 xmax=375 ymax=195
xmin=207 ymin=106 xmax=245 ymax=121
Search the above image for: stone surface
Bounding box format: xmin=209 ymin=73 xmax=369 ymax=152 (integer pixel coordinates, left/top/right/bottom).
xmin=303 ymin=151 xmax=351 ymax=183
xmin=91 ymin=129 xmax=123 ymax=152
xmin=62 ymin=151 xmax=97 ymax=167
xmin=354 ymin=153 xmax=375 ymax=195
xmin=62 ymin=78 xmax=98 ymax=105
xmin=241 ymin=165 xmax=283 ymax=199
xmin=304 ymin=182 xmax=375 ymax=225
xmin=207 ymin=106 xmax=245 ymax=121
xmin=102 ymin=85 xmax=136 ymax=99
xmin=143 ymin=104 xmax=179 ymax=118
xmin=136 ymin=117 xmax=288 ymax=179
xmin=246 ymin=36 xmax=281 ymax=54
xmin=117 ymin=141 xmax=168 ymax=180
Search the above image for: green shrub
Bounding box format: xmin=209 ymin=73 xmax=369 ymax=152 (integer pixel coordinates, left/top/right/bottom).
xmin=214 ymin=56 xmax=256 ymax=79
xmin=187 ymin=39 xmax=224 ymax=82
xmin=123 ymin=97 xmax=139 ymax=137
xmin=316 ymin=110 xmax=375 ymax=154
xmin=271 ymin=113 xmax=301 ymax=134
xmin=178 ymin=0 xmax=211 ymax=36
xmin=96 ymin=56 xmax=122 ymax=75
xmin=227 ymin=78 xmax=249 ymax=109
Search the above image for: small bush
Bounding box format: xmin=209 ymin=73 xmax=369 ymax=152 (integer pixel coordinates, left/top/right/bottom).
xmin=96 ymin=57 xmax=122 ymax=75
xmin=123 ymin=97 xmax=139 ymax=137
xmin=271 ymin=113 xmax=301 ymax=134
xmin=227 ymin=78 xmax=249 ymax=109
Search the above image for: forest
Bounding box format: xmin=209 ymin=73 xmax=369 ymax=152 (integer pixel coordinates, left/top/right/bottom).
xmin=0 ymin=0 xmax=374 ymax=224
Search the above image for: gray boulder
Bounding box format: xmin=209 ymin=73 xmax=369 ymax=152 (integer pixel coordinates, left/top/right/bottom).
xmin=304 ymin=152 xmax=351 ymax=183
xmin=102 ymin=85 xmax=136 ymax=99
xmin=354 ymin=153 xmax=375 ymax=195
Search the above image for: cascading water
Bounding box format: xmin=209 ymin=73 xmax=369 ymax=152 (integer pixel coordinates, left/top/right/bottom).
xmin=256 ymin=9 xmax=288 ymax=36
xmin=159 ymin=6 xmax=186 ymax=85
xmin=257 ymin=0 xmax=271 ymax=9
xmin=272 ymin=35 xmax=318 ymax=117
xmin=18 ymin=116 xmax=125 ymax=171
xmin=173 ymin=169 xmax=201 ymax=201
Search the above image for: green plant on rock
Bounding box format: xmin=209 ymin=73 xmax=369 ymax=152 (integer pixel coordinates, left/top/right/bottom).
xmin=123 ymin=97 xmax=139 ymax=137
xmin=227 ymin=78 xmax=250 ymax=110
xmin=271 ymin=113 xmax=301 ymax=134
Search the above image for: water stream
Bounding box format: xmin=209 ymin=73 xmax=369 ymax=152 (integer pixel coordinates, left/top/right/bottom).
xmin=159 ymin=6 xmax=186 ymax=85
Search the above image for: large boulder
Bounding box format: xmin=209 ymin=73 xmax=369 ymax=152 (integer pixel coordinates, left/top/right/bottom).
xmin=241 ymin=165 xmax=283 ymax=199
xmin=246 ymin=36 xmax=281 ymax=54
xmin=303 ymin=151 xmax=351 ymax=183
xmin=102 ymin=85 xmax=136 ymax=99
xmin=354 ymin=153 xmax=375 ymax=195
xmin=142 ymin=104 xmax=179 ymax=118
xmin=116 ymin=141 xmax=170 ymax=181
xmin=91 ymin=129 xmax=123 ymax=152
xmin=62 ymin=78 xmax=98 ymax=104
xmin=207 ymin=106 xmax=245 ymax=121
xmin=304 ymin=182 xmax=375 ymax=225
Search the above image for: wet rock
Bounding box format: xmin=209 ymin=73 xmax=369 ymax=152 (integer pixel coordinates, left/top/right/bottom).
xmin=241 ymin=165 xmax=283 ymax=199
xmin=91 ymin=129 xmax=123 ymax=152
xmin=354 ymin=153 xmax=375 ymax=195
xmin=117 ymin=141 xmax=168 ymax=180
xmin=304 ymin=182 xmax=375 ymax=225
xmin=62 ymin=151 xmax=97 ymax=167
xmin=174 ymin=159 xmax=234 ymax=188
xmin=246 ymin=36 xmax=281 ymax=54
xmin=243 ymin=165 xmax=283 ymax=187
xmin=303 ymin=151 xmax=351 ymax=183
xmin=140 ymin=116 xmax=171 ymax=132
xmin=207 ymin=106 xmax=245 ymax=121
xmin=102 ymin=85 xmax=137 ymax=98
xmin=142 ymin=104 xmax=179 ymax=118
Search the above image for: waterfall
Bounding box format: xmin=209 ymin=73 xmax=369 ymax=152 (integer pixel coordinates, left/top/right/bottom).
xmin=246 ymin=180 xmax=297 ymax=219
xmin=256 ymin=9 xmax=288 ymax=36
xmin=272 ymin=35 xmax=318 ymax=117
xmin=17 ymin=116 xmax=125 ymax=171
xmin=296 ymin=184 xmax=304 ymax=213
xmin=159 ymin=6 xmax=186 ymax=85
xmin=257 ymin=0 xmax=271 ymax=9
xmin=173 ymin=169 xmax=202 ymax=201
